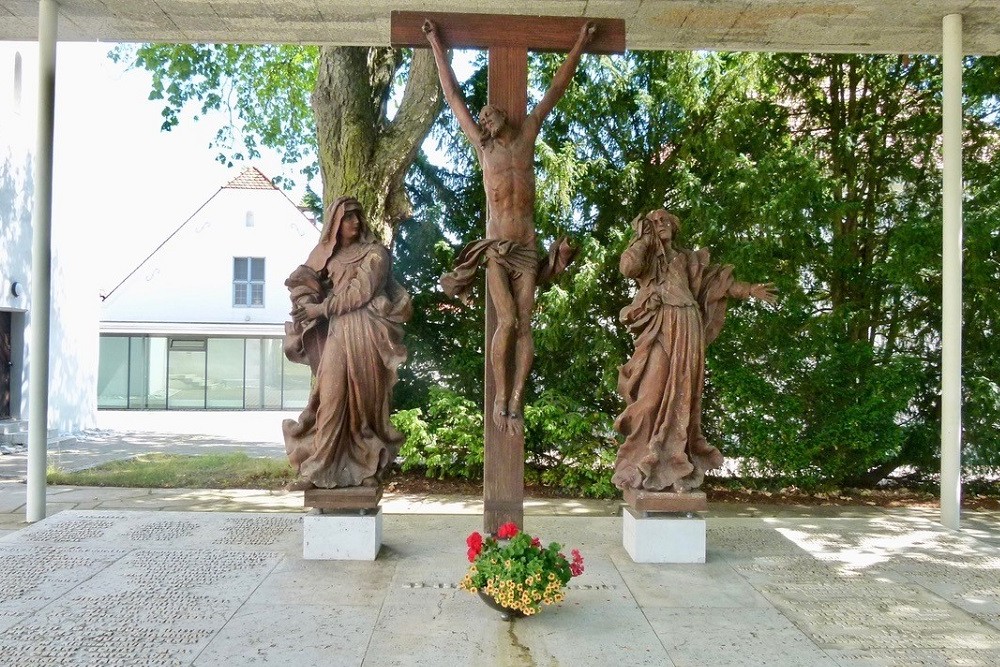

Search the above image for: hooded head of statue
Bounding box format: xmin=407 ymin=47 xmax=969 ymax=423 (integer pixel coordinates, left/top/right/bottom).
xmin=305 ymin=196 xmax=375 ymax=272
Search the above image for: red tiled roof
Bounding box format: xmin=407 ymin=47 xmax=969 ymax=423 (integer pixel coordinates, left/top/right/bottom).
xmin=223 ymin=166 xmax=277 ymax=190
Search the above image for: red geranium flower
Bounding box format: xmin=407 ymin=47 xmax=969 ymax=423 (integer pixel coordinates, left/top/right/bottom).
xmin=530 ymin=537 xmax=541 ymax=548
xmin=570 ymin=548 xmax=585 ymax=576
xmin=466 ymin=531 xmax=484 ymax=561
xmin=496 ymin=522 xmax=519 ymax=539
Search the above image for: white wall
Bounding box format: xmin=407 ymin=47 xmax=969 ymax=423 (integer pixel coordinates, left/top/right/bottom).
xmin=0 ymin=46 xmax=33 ymax=422
xmin=1 ymin=43 xmax=99 ymax=434
xmin=101 ymin=184 xmax=318 ymax=325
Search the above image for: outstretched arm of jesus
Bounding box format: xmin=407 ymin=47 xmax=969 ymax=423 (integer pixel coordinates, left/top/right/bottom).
xmin=423 ymin=20 xmax=481 ymax=145
xmin=524 ymin=22 xmax=597 ymax=136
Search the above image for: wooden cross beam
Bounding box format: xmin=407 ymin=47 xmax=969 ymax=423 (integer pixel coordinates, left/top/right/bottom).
xmin=391 ymin=12 xmax=626 ymax=53
xmin=392 ymin=12 xmax=625 ymax=534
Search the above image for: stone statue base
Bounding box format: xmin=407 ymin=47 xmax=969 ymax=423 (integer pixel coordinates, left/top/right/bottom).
xmin=621 ymin=491 xmax=707 ymax=564
xmin=304 ymin=486 xmax=382 ymax=512
xmin=623 ymin=490 xmax=707 ymax=515
xmin=302 ymin=487 xmax=383 ymax=560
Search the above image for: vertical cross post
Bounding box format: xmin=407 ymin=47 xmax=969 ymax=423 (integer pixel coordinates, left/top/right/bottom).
xmin=483 ymin=47 xmax=528 ymax=533
xmin=392 ymin=11 xmax=625 ymax=535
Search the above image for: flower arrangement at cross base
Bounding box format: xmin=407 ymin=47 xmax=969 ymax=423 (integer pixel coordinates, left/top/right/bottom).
xmin=460 ymin=522 xmax=584 ymax=617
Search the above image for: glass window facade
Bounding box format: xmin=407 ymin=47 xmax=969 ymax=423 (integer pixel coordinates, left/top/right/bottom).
xmin=97 ymin=337 xmax=128 ymax=408
xmin=207 ymin=338 xmax=245 ymax=409
xmin=97 ymin=334 xmax=309 ymax=410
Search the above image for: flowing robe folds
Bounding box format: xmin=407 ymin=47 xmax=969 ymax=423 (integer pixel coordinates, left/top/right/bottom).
xmin=612 ymin=236 xmax=750 ymax=492
xmin=282 ymin=242 xmax=412 ymax=488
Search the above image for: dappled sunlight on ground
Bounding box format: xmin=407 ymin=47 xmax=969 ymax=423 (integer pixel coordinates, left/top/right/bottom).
xmin=771 ymin=515 xmax=998 ymax=573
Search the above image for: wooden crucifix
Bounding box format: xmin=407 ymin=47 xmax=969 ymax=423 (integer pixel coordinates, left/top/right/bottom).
xmin=392 ymin=11 xmax=625 ymax=534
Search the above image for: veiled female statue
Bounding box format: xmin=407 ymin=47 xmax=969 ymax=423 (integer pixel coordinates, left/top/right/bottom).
xmin=612 ymin=210 xmax=775 ymax=493
xmin=282 ymin=197 xmax=412 ymax=490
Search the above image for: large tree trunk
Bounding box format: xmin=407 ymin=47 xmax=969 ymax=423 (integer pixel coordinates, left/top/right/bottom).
xmin=312 ymin=47 xmax=442 ymax=241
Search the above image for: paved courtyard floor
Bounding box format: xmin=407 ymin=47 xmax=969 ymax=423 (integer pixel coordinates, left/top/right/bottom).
xmin=0 ymin=412 xmax=997 ymax=665
xmin=0 ymin=497 xmax=997 ymax=666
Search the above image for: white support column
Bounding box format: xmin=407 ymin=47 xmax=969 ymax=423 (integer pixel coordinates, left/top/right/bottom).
xmin=940 ymin=13 xmax=963 ymax=530
xmin=26 ymin=0 xmax=59 ymax=523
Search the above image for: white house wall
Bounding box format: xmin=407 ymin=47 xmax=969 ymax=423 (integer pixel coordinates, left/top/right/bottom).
xmin=101 ymin=185 xmax=318 ymax=326
xmin=0 ymin=43 xmax=95 ymax=434
xmin=1 ymin=44 xmax=33 ymax=423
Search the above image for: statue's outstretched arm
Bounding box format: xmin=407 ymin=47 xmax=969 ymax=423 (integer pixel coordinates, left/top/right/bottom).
xmin=728 ymin=280 xmax=777 ymax=303
xmin=525 ymin=22 xmax=596 ymax=135
xmin=423 ymin=20 xmax=481 ymax=145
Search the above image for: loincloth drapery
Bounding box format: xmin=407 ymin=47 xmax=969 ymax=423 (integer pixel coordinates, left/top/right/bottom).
xmin=440 ymin=239 xmax=539 ymax=305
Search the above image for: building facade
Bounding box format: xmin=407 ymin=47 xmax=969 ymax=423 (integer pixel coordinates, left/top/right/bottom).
xmin=2 ymin=43 xmax=100 ymax=437
xmin=98 ymin=168 xmax=319 ymax=411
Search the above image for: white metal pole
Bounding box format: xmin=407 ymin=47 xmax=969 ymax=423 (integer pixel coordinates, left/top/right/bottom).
xmin=940 ymin=13 xmax=963 ymax=530
xmin=26 ymin=0 xmax=59 ymax=523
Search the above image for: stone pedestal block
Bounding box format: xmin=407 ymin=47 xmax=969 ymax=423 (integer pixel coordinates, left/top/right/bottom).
xmin=622 ymin=506 xmax=705 ymax=563
xmin=303 ymin=508 xmax=382 ymax=560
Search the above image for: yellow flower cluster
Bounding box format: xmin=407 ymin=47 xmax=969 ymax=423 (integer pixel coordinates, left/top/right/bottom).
xmin=460 ymin=567 xmax=567 ymax=616
xmin=459 ymin=564 xmax=480 ymax=593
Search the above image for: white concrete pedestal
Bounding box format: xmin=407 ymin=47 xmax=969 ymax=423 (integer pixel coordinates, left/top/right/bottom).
xmin=303 ymin=508 xmax=382 ymax=560
xmin=622 ymin=507 xmax=705 ymax=563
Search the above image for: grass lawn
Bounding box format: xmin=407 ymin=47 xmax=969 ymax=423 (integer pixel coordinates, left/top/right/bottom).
xmin=47 ymin=452 xmax=297 ymax=489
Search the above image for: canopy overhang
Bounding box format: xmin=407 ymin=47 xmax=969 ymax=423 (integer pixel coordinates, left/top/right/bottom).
xmin=2 ymin=1 xmax=1000 ymax=55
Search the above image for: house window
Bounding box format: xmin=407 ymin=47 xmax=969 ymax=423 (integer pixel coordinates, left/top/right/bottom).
xmin=233 ymin=257 xmax=265 ymax=307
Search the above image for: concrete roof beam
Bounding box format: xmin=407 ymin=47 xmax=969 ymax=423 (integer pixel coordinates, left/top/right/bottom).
xmin=2 ymin=1 xmax=999 ymax=54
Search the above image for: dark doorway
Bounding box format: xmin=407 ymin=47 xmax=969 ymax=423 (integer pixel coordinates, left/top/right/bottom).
xmin=0 ymin=311 xmax=10 ymax=419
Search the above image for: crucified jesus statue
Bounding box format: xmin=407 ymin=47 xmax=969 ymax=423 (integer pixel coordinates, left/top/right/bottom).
xmin=425 ymin=18 xmax=596 ymax=433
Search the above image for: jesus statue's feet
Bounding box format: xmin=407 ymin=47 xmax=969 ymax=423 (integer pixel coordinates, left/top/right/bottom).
xmin=492 ymin=399 xmax=508 ymax=430
xmin=504 ymin=414 xmax=524 ymax=435
xmin=507 ymin=391 xmax=523 ymax=420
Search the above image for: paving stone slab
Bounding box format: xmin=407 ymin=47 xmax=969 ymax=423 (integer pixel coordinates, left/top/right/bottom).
xmin=193 ymin=603 xmax=379 ymax=667
xmin=247 ymin=557 xmax=397 ymax=608
xmin=0 ymin=544 xmax=127 ymax=632
xmin=826 ymin=647 xmax=1000 ymax=666
xmin=646 ymin=606 xmax=839 ymax=667
xmin=772 ymin=519 xmax=999 ymax=567
xmin=729 ymin=555 xmax=850 ymax=584
xmin=10 ymin=509 xmax=302 ymax=554
xmin=612 ymin=554 xmax=772 ymax=609
xmin=886 ymin=557 xmax=1000 ymax=585
xmin=0 ymin=615 xmax=217 ymax=666
xmin=0 ymin=488 xmax=25 ymax=514
xmin=760 ymin=581 xmax=1000 ymax=650
xmin=707 ymin=523 xmax=807 ymax=560
xmin=362 ymin=586 xmax=508 ymax=666
xmin=506 ymin=586 xmax=673 ymax=666
xmin=911 ymin=581 xmax=1000 ymax=630
xmin=45 ymin=487 xmax=152 ymax=502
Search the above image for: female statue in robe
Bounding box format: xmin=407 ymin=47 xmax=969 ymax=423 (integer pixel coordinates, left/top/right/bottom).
xmin=282 ymin=197 xmax=412 ymax=490
xmin=612 ymin=209 xmax=775 ymax=493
